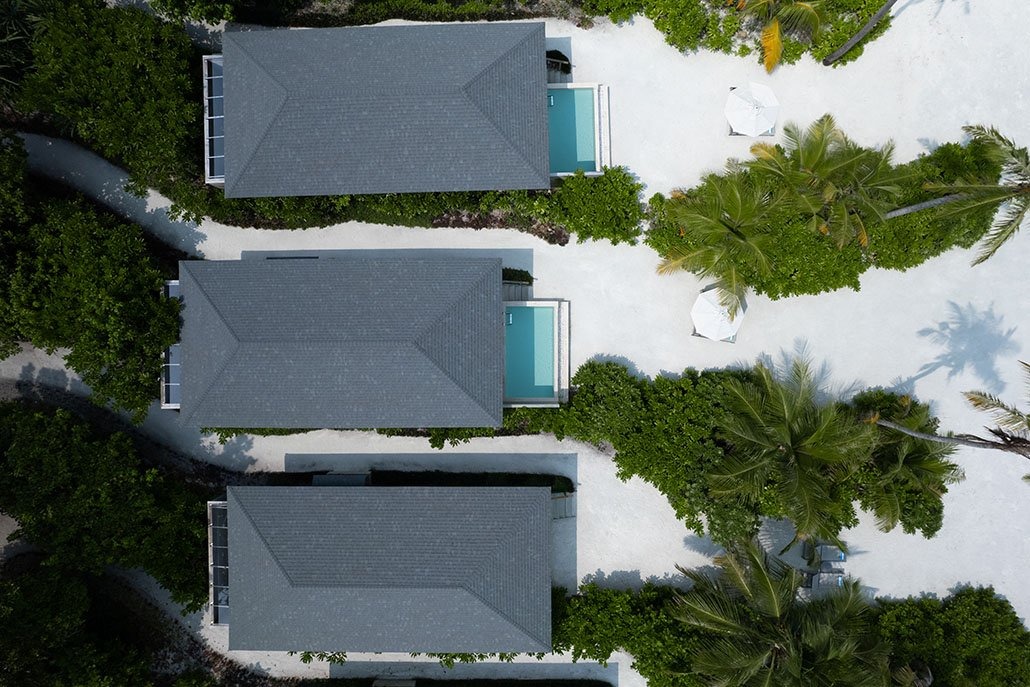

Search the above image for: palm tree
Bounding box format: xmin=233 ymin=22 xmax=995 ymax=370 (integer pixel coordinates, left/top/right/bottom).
xmin=657 ymin=171 xmax=779 ymax=316
xmin=709 ymin=360 xmax=878 ymax=546
xmin=735 ymin=0 xmax=827 ymax=72
xmin=868 ymin=361 xmax=1030 ymax=482
xmin=821 ymin=0 xmax=898 ymax=66
xmin=673 ymin=540 xmax=890 ymax=687
xmin=749 ymin=114 xmax=903 ymax=248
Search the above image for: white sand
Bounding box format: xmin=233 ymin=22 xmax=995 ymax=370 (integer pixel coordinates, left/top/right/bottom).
xmin=7 ymin=0 xmax=1030 ymax=680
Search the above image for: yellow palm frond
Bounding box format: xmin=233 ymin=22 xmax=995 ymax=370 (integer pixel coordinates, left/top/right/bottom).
xmin=761 ymin=19 xmax=782 ymax=72
xmin=750 ymin=142 xmax=779 ymax=160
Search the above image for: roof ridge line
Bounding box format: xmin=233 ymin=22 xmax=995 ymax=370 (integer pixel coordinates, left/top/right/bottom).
xmin=227 ymin=489 xmax=301 ymax=588
xmin=178 ymin=265 xmax=242 ymax=426
xmin=222 ymin=37 xmax=290 ymax=193
xmin=461 ymin=523 xmax=549 ymax=648
xmin=460 ymin=26 xmax=546 ymax=178
xmin=410 ymin=265 xmax=501 ymax=420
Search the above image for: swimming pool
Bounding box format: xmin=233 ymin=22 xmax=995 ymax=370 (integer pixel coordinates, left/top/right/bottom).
xmin=548 ymin=86 xmax=599 ymax=175
xmin=505 ymin=304 xmax=557 ymax=402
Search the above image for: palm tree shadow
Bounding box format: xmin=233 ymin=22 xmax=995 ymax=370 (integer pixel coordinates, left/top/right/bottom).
xmin=898 ymin=301 xmax=1018 ymax=394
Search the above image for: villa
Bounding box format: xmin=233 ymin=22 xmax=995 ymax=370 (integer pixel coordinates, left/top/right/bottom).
xmin=162 ymin=255 xmax=570 ymax=428
xmin=207 ymin=486 xmax=553 ymax=652
xmin=202 ymin=22 xmax=611 ymax=196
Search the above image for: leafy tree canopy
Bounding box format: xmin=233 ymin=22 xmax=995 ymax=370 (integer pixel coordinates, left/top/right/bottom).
xmin=0 ymin=403 xmax=209 ymax=609
xmin=6 ymin=198 xmax=180 ymax=419
xmin=877 ymin=586 xmax=1030 ymax=687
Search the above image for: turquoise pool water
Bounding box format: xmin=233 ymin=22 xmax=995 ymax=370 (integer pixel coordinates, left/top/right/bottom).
xmin=505 ymin=306 xmax=556 ymax=400
xmin=548 ymin=88 xmax=597 ymax=174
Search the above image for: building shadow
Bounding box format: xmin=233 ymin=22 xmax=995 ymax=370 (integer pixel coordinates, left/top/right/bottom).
xmin=329 ymin=659 xmax=619 ymax=684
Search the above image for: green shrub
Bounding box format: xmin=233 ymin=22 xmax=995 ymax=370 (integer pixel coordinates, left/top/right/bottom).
xmin=553 ymin=583 xmax=704 ymax=687
xmin=551 ymin=168 xmax=645 ymax=245
xmin=848 ymin=389 xmax=961 ymax=538
xmin=6 ymin=197 xmax=180 ymax=420
xmin=869 ymin=141 xmax=1002 ymax=270
xmin=749 ymin=215 xmax=867 ymax=299
xmin=877 ymin=587 xmax=1030 ymax=687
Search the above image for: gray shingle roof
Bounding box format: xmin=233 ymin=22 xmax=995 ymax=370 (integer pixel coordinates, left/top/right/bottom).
xmin=226 ymin=486 xmax=551 ymax=652
xmin=221 ymin=23 xmax=550 ymax=197
xmin=177 ymin=257 xmax=503 ymax=428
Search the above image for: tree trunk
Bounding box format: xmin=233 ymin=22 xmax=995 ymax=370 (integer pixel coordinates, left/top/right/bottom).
xmin=884 ymin=193 xmax=967 ymax=219
xmin=822 ymin=0 xmax=900 ymax=66
xmin=875 ymin=418 xmax=1030 ymax=459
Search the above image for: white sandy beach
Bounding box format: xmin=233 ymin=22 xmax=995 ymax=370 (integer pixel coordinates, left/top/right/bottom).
xmin=5 ymin=0 xmax=1030 ymax=682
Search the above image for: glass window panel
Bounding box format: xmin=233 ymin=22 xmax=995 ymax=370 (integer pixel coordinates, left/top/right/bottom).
xmin=212 ymin=566 xmax=228 ymax=586
xmin=210 ymin=507 xmax=227 ymax=527
xmin=208 ymin=136 xmax=223 ymax=158
xmin=167 ymin=344 xmax=182 ymax=366
xmin=165 ymin=281 xmax=180 ymax=299
xmin=207 ymin=96 xmax=223 ymax=117
xmin=210 ymin=156 xmax=224 ymax=178
xmin=213 ymin=605 xmax=229 ymax=624
xmin=207 ymin=58 xmax=223 ymax=77
xmin=207 ymin=116 xmax=224 ymax=138
xmin=164 ymin=383 xmax=180 ymax=405
xmin=207 ymin=76 xmax=223 ymax=97
xmin=212 ymin=546 xmax=228 ymax=567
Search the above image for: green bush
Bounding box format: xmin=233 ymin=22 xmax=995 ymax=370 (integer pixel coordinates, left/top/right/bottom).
xmin=553 ymin=583 xmax=704 ymax=687
xmin=6 ymin=198 xmax=180 ymax=420
xmin=847 ymin=389 xmax=961 ymax=538
xmin=876 ymin=587 xmax=1030 ymax=686
xmin=552 ymin=168 xmax=645 ymax=245
xmin=649 ymin=131 xmax=1000 ymax=301
xmin=0 ymin=403 xmax=210 ymax=611
xmin=869 ymin=141 xmax=1002 ymax=270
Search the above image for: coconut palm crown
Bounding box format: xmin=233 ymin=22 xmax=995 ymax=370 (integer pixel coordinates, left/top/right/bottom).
xmin=709 ymin=359 xmax=877 ymax=545
xmin=657 ymin=171 xmax=778 ymax=316
xmin=673 ymin=540 xmax=890 ymax=687
xmin=932 ymin=125 xmax=1030 ymax=265
xmin=748 ymin=114 xmax=903 ymax=249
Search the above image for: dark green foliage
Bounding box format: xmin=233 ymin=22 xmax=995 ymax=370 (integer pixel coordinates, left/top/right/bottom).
xmin=582 ymin=0 xmax=891 ymax=64
xmin=553 ymin=583 xmax=704 ymax=687
xmin=0 ymin=403 xmax=210 ymax=610
xmin=502 ymin=267 xmax=534 ymax=283
xmin=7 ymin=198 xmax=180 ymax=420
xmin=750 ymin=214 xmax=867 ymax=298
xmin=876 ymin=587 xmax=1030 ymax=687
xmin=21 ymin=0 xmax=199 ymax=194
xmin=148 ymin=0 xmax=234 ymax=21
xmin=870 ymin=140 xmax=1004 ymax=270
xmin=649 ymin=129 xmax=1000 ymax=301
xmin=0 ymin=132 xmax=29 ymax=358
xmin=552 ymin=168 xmax=645 ymax=244
xmin=848 ymin=389 xmax=961 ymax=537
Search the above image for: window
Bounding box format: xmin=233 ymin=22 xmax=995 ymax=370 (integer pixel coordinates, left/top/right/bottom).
xmin=203 ymin=55 xmax=225 ymax=184
xmin=161 ymin=281 xmax=181 ymax=410
xmin=208 ymin=501 xmax=230 ymax=625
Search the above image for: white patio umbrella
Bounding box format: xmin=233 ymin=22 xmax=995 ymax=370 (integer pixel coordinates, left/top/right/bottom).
xmin=691 ymin=288 xmax=747 ymax=342
xmin=724 ymin=82 xmax=780 ymax=137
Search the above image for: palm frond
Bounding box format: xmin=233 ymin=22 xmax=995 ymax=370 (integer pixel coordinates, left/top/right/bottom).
xmin=777 ymin=1 xmax=826 ymax=39
xmin=971 ymin=196 xmax=1030 ymax=265
xmin=963 ymin=388 xmax=1030 ymax=432
xmin=761 ymin=18 xmax=783 ymax=72
xmin=963 ymin=124 xmax=1030 ymax=179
